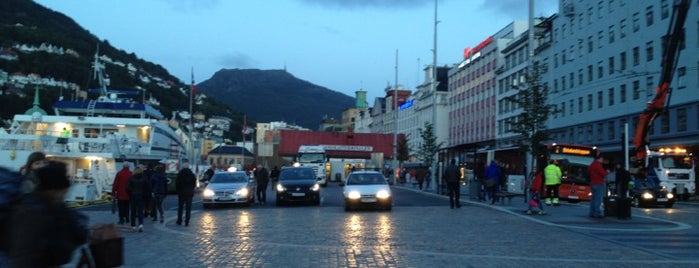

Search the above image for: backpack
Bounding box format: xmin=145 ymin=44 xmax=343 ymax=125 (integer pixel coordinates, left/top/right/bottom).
xmin=0 ymin=166 xmax=23 ymax=251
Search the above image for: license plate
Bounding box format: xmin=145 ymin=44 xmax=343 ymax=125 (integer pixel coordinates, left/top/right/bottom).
xmin=568 ymin=195 xmax=579 ymax=199
xmin=216 ymin=197 xmax=232 ymax=201
xmin=361 ymin=197 xmax=377 ymax=202
xmin=657 ymin=198 xmax=668 ymax=202
xmin=291 ymin=193 xmax=306 ymax=197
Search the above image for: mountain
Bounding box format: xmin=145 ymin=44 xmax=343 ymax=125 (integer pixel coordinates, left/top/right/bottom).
xmin=197 ymin=69 xmax=354 ymax=129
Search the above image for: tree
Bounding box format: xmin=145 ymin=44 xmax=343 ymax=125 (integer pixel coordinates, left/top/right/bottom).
xmin=417 ymin=121 xmax=443 ymax=166
xmin=397 ymin=135 xmax=410 ymax=163
xmin=502 ymin=61 xmax=557 ymax=171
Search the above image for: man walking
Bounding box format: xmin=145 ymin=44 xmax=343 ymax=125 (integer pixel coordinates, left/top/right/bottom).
xmin=176 ymin=162 xmax=197 ymax=226
xmin=112 ymin=162 xmax=132 ymax=224
xmin=443 ymin=159 xmax=461 ymax=209
xmin=254 ymin=165 xmax=270 ymax=204
xmin=588 ymin=155 xmax=608 ymax=218
xmin=544 ymin=160 xmax=562 ymax=206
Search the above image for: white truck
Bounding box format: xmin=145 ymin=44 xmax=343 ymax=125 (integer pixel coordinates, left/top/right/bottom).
xmin=645 ymin=147 xmax=696 ymax=200
xmin=296 ymin=145 xmax=329 ymax=186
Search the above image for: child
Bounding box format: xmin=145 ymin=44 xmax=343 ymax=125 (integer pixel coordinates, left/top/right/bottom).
xmin=526 ymin=171 xmax=547 ymax=215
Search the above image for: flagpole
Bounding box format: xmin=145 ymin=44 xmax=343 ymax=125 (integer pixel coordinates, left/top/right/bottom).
xmin=190 ymin=67 xmax=195 ymax=166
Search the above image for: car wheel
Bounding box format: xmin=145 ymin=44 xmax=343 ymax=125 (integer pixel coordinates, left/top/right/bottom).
xmin=203 ymin=203 xmax=211 ymax=209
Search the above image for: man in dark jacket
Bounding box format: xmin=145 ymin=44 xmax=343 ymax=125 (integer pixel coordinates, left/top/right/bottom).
xmin=443 ymin=159 xmax=461 ymax=209
xmin=176 ymin=162 xmax=197 ymax=226
xmin=254 ymin=165 xmax=270 ymax=204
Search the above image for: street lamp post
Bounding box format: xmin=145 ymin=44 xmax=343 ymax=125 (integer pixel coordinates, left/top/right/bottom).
xmin=430 ymin=0 xmax=439 ymax=192
xmin=393 ymin=49 xmax=399 ymax=185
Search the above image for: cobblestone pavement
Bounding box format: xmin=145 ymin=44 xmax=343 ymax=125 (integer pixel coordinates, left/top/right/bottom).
xmin=81 ymin=186 xmax=699 ymax=268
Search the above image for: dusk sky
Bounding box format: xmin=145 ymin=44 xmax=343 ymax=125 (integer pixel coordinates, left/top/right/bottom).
xmin=34 ymin=0 xmax=558 ymax=101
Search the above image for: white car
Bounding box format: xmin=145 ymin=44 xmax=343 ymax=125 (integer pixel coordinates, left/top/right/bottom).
xmin=342 ymin=171 xmax=392 ymax=211
xmin=201 ymin=171 xmax=256 ymax=208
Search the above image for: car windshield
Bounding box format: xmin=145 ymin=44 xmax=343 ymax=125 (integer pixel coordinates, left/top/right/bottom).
xmin=298 ymin=153 xmax=325 ymax=163
xmin=346 ymin=174 xmax=385 ymax=185
xmin=210 ymin=173 xmax=248 ymax=183
xmin=280 ymin=169 xmax=315 ymax=180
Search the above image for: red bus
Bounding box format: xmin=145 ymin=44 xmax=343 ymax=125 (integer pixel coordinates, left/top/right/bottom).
xmin=537 ymin=143 xmax=599 ymax=202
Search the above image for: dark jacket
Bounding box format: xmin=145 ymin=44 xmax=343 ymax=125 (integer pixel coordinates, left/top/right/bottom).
xmin=443 ymin=164 xmax=460 ymax=183
xmin=484 ymin=161 xmax=501 ymax=184
xmin=255 ymin=167 xmax=270 ymax=184
xmin=126 ymin=173 xmax=150 ymax=199
xmin=5 ymin=192 xmax=88 ymax=267
xmin=176 ymin=168 xmax=197 ymax=196
xmin=151 ymin=172 xmax=168 ymax=195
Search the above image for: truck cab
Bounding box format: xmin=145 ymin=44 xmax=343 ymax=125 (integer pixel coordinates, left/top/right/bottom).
xmin=646 ymin=147 xmax=695 ymax=200
xmin=296 ymin=145 xmax=329 ymax=186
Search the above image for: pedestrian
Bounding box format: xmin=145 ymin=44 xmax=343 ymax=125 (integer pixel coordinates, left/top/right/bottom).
xmin=270 ymin=166 xmax=280 ymax=187
xmin=5 ymin=161 xmax=89 ymax=267
xmin=176 ymin=162 xmax=197 ymax=226
xmin=484 ymin=160 xmax=501 ymax=204
xmin=142 ymin=164 xmax=154 ymax=220
xmin=18 ymin=151 xmax=47 ymax=194
xmin=415 ymin=167 xmax=427 ymax=190
xmin=543 ymin=159 xmax=563 ymax=206
xmin=614 ymin=162 xmax=631 ymax=198
xmin=112 ymin=162 xmax=132 ymax=224
xmin=473 ymin=161 xmax=486 ymax=201
xmin=526 ymin=170 xmax=546 ymax=215
xmin=150 ymin=164 xmax=168 ymax=223
xmin=254 ymin=165 xmax=270 ymax=204
xmin=443 ymin=159 xmax=461 ymax=208
xmin=203 ymin=164 xmax=215 ymax=183
xmin=126 ymin=166 xmax=148 ymax=232
xmin=588 ymin=154 xmax=608 ymax=218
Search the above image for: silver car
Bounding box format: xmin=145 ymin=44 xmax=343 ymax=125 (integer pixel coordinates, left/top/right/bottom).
xmin=201 ymin=171 xmax=256 ymax=208
xmin=342 ymin=171 xmax=392 ymax=211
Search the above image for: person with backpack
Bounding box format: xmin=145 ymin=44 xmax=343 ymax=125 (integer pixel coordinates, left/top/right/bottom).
xmin=127 ymin=166 xmax=149 ymax=232
xmin=150 ymin=165 xmax=168 ymax=223
xmin=4 ymin=161 xmax=89 ymax=267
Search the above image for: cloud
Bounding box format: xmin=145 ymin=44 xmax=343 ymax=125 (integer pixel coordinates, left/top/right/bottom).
xmin=479 ymin=0 xmax=558 ymax=18
xmin=298 ymin=0 xmax=431 ymax=10
xmin=217 ymin=52 xmax=256 ymax=69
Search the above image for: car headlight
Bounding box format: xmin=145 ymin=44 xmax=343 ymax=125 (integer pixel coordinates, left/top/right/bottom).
xmin=236 ymin=188 xmax=249 ymax=197
xmin=311 ymin=184 xmax=320 ymax=191
xmin=203 ymin=189 xmax=215 ymax=197
xmin=642 ymin=192 xmax=654 ymax=199
xmin=347 ymin=191 xmax=361 ymax=199
xmin=376 ymin=190 xmax=391 ymax=199
xmin=276 ymin=183 xmax=286 ymax=192
xmin=667 ymin=193 xmax=674 ymax=199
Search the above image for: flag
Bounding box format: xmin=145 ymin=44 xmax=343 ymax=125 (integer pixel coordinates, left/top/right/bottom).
xmin=190 ymin=68 xmax=196 ymax=96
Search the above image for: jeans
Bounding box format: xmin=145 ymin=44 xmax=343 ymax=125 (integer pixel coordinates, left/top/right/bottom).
xmin=129 ymin=196 xmax=144 ymax=227
xmin=177 ymin=195 xmax=193 ymax=224
xmin=256 ymin=182 xmax=268 ymax=203
xmin=590 ymin=184 xmax=604 ymax=217
xmin=153 ymin=194 xmax=166 ymax=220
xmin=117 ymin=200 xmax=130 ymax=223
xmin=447 ymin=181 xmax=460 ymax=207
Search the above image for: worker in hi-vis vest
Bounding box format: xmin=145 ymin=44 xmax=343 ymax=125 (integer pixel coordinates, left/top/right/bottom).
xmin=544 ymin=159 xmax=562 ymax=206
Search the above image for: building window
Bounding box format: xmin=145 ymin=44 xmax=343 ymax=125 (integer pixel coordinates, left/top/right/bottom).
xmin=620 ymin=84 xmax=627 ymax=103
xmin=646 ymin=76 xmax=655 ymax=97
xmin=632 ymin=47 xmax=640 ymax=66
xmin=608 ymin=56 xmax=615 ymax=75
xmin=569 ymin=100 xmax=574 ymax=115
xmin=587 ymin=7 xmax=593 ymax=25
xmin=570 ymin=72 xmax=574 ymax=88
xmin=587 ymin=125 xmax=593 ymax=142
xmin=554 ymin=53 xmax=558 ymax=68
xmin=587 ymin=94 xmax=593 ymax=111
xmin=677 ymin=67 xmax=686 ymax=89
xmin=620 ymin=19 xmax=627 ymax=39
xmin=646 ymin=6 xmax=654 ymax=27
xmin=562 ymin=49 xmax=567 ymax=64
xmin=587 ymin=65 xmax=593 ymax=82
xmin=553 ymin=79 xmax=558 ymax=92
xmin=661 ymin=0 xmax=669 ymax=19
xmin=562 ymin=76 xmax=566 ymax=91
xmin=587 ymin=36 xmax=594 ymax=53
xmin=608 ymin=87 xmax=614 ymax=106
xmin=620 ymin=51 xmax=627 ymax=71
xmin=578 ymin=69 xmax=583 ymax=85
xmin=646 ymin=41 xmax=654 ymax=62
xmin=597 ymin=91 xmax=603 ymax=108
xmin=578 ymin=97 xmax=583 ymax=113
xmin=560 ymin=102 xmax=565 ymax=117
xmin=633 ymin=80 xmax=640 ymax=100
xmin=677 ymin=108 xmax=687 ymax=132
xmin=608 ymin=26 xmax=615 ymax=43
xmin=632 ymin=12 xmax=640 ymax=32
xmin=660 ymin=114 xmax=669 ymax=134
xmin=577 ymin=127 xmax=583 ymax=143
xmin=597 ymin=31 xmax=604 ymax=49
xmin=608 ymin=121 xmax=615 ymax=140
xmin=598 ymin=1 xmax=604 ymax=18
xmin=597 ymin=123 xmax=604 ymax=141
xmin=597 ymin=61 xmax=604 ymax=79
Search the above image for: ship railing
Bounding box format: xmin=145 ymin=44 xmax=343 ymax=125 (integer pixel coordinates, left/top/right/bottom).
xmin=111 ymin=133 xmax=151 ymax=157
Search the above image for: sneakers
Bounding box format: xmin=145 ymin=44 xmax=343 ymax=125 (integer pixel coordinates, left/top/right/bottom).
xmin=525 ymin=210 xmax=532 ymax=215
xmin=138 ymin=224 xmax=143 ymax=232
xmin=538 ymin=211 xmax=547 ymax=215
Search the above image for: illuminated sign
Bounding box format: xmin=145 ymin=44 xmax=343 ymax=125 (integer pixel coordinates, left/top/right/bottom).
xmin=399 ymin=99 xmax=414 ymax=110
xmin=323 ymin=145 xmax=373 ymax=152
xmin=558 ymin=146 xmax=593 ymax=156
xmin=462 ymin=36 xmax=493 ymax=60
